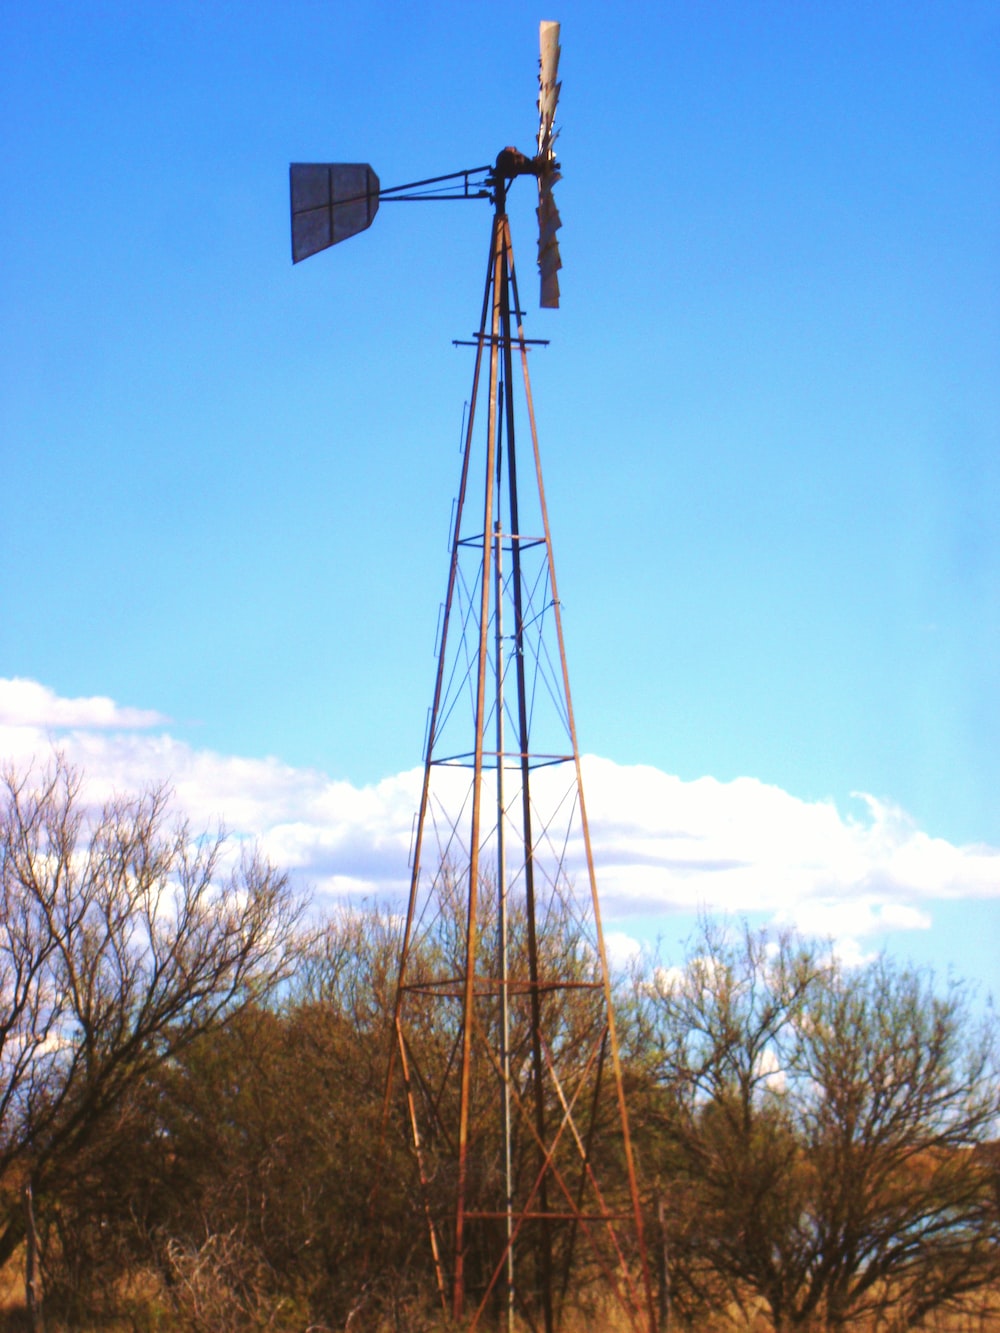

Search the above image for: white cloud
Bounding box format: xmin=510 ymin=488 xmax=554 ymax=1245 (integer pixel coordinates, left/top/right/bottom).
xmin=0 ymin=678 xmax=166 ymax=730
xmin=603 ymin=931 xmax=644 ymax=970
xmin=754 ymin=1046 xmax=787 ymax=1094
xmin=576 ymin=758 xmax=998 ymax=956
xmin=1 ymin=680 xmax=997 ymax=966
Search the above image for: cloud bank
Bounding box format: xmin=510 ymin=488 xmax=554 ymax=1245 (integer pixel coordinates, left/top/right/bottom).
xmin=1 ymin=678 xmax=996 ymax=965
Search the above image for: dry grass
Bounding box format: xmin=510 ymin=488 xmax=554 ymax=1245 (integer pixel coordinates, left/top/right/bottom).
xmin=0 ymin=1258 xmax=997 ymax=1333
xmin=0 ymin=1255 xmax=25 ymax=1317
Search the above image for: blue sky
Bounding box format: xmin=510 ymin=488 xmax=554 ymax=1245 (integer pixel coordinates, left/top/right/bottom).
xmin=2 ymin=3 xmax=998 ymax=992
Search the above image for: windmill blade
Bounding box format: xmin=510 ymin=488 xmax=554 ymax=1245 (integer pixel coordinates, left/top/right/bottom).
xmin=537 ymin=20 xmax=561 ymax=159
xmin=536 ymin=20 xmax=562 ymax=308
xmin=537 ymin=177 xmax=562 ymax=309
xmin=290 ymin=163 xmax=380 ymax=263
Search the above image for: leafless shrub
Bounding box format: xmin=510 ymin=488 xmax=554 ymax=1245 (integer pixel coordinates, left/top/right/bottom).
xmin=165 ymin=1229 xmax=292 ymax=1332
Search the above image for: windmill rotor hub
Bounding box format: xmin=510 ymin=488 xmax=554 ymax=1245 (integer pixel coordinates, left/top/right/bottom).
xmin=492 ymin=146 xmax=538 ymax=181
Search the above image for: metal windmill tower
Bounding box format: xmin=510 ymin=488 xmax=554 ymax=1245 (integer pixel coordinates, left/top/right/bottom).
xmin=291 ymin=24 xmax=655 ymax=1333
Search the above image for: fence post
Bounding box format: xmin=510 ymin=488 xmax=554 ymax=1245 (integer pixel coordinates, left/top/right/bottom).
xmin=656 ymin=1189 xmax=670 ymax=1333
xmin=24 ymin=1181 xmax=44 ymax=1333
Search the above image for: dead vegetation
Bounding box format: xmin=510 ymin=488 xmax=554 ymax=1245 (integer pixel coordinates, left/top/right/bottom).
xmin=0 ymin=760 xmax=997 ymax=1331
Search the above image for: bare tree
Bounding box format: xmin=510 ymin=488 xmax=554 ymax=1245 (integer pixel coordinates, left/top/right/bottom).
xmin=634 ymin=918 xmax=1000 ymax=1332
xmin=793 ymin=953 xmax=1000 ymax=1330
xmin=0 ymin=755 xmax=303 ymax=1276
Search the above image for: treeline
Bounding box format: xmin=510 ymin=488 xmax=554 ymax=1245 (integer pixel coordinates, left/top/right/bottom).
xmin=1 ymin=760 xmax=998 ymax=1332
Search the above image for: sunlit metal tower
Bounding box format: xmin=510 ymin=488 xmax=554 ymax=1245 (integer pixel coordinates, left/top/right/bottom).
xmin=290 ymin=23 xmax=654 ymax=1332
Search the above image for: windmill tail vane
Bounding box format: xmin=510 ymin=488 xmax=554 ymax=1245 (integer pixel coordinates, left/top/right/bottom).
xmin=288 ymin=21 xmax=656 ymax=1333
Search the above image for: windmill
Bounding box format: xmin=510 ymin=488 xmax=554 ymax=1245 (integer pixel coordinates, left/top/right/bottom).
xmin=291 ymin=24 xmax=655 ymax=1333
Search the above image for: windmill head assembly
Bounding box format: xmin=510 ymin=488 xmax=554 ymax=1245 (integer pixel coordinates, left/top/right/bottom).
xmin=291 ymin=20 xmax=562 ymax=308
xmin=290 ymin=23 xmax=656 ymax=1333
